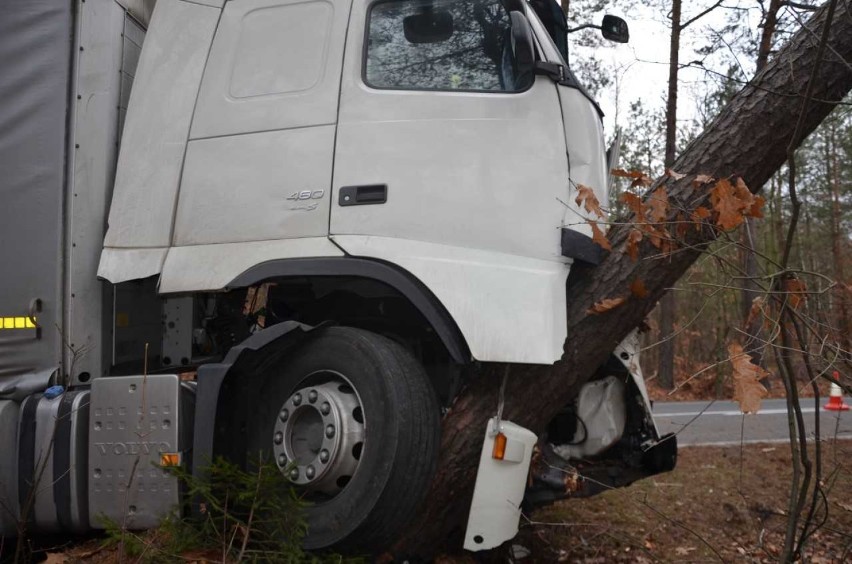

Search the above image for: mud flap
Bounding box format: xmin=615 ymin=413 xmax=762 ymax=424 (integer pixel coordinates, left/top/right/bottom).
xmin=464 ymin=418 xmax=537 ymax=551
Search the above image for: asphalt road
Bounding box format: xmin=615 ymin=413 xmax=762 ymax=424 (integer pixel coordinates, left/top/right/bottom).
xmin=653 ymin=398 xmax=852 ymax=446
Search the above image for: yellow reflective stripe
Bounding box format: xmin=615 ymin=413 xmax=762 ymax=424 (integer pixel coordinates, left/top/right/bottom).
xmin=0 ymin=317 xmax=36 ymax=329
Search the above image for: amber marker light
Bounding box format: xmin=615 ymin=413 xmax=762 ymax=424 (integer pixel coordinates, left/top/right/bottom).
xmin=160 ymin=453 xmax=181 ymax=467
xmin=492 ymin=432 xmax=507 ymax=460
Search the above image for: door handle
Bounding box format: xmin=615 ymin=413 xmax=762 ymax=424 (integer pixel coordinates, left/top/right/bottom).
xmin=338 ymin=184 xmax=387 ymax=206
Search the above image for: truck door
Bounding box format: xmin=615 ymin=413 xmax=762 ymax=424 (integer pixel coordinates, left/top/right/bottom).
xmin=331 ymin=0 xmax=570 ymax=263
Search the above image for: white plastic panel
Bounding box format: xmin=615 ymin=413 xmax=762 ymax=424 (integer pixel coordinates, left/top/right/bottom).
xmin=333 ymin=235 xmax=569 ymax=364
xmin=174 ymin=126 xmax=334 ymax=245
xmin=97 ymin=247 xmax=167 ymax=283
xmin=464 ymin=418 xmax=537 ymax=551
xmin=158 ymin=237 xmax=344 ymax=293
xmin=102 ymin=0 xmax=219 ymax=249
xmin=190 ymin=0 xmax=351 ymax=139
xmin=557 ymin=86 xmax=609 ymax=237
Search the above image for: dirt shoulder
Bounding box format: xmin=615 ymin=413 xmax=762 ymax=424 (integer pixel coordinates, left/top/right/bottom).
xmin=516 ymin=441 xmax=852 ymax=563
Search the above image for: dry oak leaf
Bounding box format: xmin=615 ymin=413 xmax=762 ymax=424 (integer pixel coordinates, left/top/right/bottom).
xmin=612 ymin=168 xmax=652 ymax=188
xmin=621 ymin=191 xmax=645 ymax=217
xmin=692 ymin=173 xmax=715 ymax=187
xmin=666 ymin=168 xmax=686 ymax=180
xmin=647 ymin=186 xmax=669 ymax=223
xmin=745 ymin=296 xmax=767 ymax=330
xmin=575 ymin=184 xmax=605 ymax=219
xmin=728 ymin=341 xmax=769 ymax=414
xmin=630 ymin=278 xmax=649 ymax=298
xmin=675 ymin=212 xmax=688 ymax=238
xmin=782 ymin=278 xmax=807 ymax=309
xmin=625 ymin=228 xmax=643 ymax=261
xmin=588 ymin=220 xmax=612 ymax=251
xmin=587 ymin=296 xmax=626 ymax=314
xmin=710 ymin=178 xmax=748 ymax=230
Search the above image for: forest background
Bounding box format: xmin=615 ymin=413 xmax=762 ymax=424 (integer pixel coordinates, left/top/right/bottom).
xmin=564 ymin=0 xmax=850 ymax=399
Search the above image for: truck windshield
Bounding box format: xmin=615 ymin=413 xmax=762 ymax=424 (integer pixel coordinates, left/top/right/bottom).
xmin=365 ymin=0 xmax=528 ymax=92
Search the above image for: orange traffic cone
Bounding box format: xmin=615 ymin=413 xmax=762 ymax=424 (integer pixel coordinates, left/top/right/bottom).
xmin=825 ymin=373 xmax=849 ymax=412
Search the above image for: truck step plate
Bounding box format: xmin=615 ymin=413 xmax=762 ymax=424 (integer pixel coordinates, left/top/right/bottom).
xmin=89 ymin=374 xmax=189 ymax=530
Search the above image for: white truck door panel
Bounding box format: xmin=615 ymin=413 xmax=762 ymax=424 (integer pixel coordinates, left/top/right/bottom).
xmin=189 ymin=0 xmax=350 ymax=139
xmin=332 ymin=0 xmax=570 ymax=263
xmin=174 ymin=127 xmax=334 ymax=245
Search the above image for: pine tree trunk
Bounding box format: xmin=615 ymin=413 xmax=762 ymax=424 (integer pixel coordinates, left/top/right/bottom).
xmin=658 ymin=0 xmax=682 ymax=390
xmin=393 ymin=1 xmax=852 ymax=557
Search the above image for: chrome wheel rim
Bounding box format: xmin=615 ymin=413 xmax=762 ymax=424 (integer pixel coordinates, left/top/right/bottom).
xmin=272 ymin=372 xmax=365 ymax=496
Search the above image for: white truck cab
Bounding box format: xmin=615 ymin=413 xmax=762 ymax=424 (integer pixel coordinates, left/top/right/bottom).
xmin=100 ymin=0 xmax=608 ymax=365
xmin=0 ymin=0 xmax=674 ymax=554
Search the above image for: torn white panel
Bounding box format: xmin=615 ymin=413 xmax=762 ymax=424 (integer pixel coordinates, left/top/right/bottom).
xmin=103 ymin=0 xmax=219 ymax=249
xmin=332 ymin=235 xmax=569 ymax=364
xmin=97 ymin=247 xmax=167 ymax=283
xmin=616 ymin=329 xmax=660 ymax=436
xmin=464 ymin=418 xmax=537 ymax=551
xmin=158 ymin=237 xmax=343 ymax=293
xmin=553 ymin=376 xmax=626 ymax=460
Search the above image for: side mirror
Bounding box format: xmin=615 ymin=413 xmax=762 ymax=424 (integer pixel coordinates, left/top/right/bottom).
xmin=601 ymin=15 xmax=629 ymax=43
xmin=509 ymin=11 xmax=535 ymax=87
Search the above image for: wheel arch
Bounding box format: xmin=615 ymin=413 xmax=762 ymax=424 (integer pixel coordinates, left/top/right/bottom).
xmin=226 ymin=257 xmax=471 ymax=365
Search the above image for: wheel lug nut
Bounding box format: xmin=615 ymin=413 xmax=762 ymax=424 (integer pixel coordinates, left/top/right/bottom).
xmin=306 ymin=465 xmax=315 ymax=479
xmin=292 ymin=393 xmax=302 ymax=406
xmin=274 ymin=431 xmax=283 ymax=445
xmin=308 ymin=390 xmax=318 ymax=403
xmin=321 ymin=402 xmax=331 ymax=415
xmin=279 ymin=409 xmax=289 ymax=422
xmin=278 ymin=454 xmax=287 ymax=466
xmin=289 ymin=468 xmax=299 ymax=480
xmin=319 ymin=449 xmax=329 ymax=463
xmin=325 ymin=424 xmax=335 ymax=438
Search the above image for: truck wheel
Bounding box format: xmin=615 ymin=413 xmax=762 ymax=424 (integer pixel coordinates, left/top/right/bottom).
xmin=247 ymin=326 xmax=441 ymax=550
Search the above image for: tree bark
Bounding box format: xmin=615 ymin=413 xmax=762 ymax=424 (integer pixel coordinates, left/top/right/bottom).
xmin=741 ymin=0 xmax=783 ymax=373
xmin=393 ymin=1 xmax=852 ymax=557
xmin=658 ymin=0 xmax=682 ymax=391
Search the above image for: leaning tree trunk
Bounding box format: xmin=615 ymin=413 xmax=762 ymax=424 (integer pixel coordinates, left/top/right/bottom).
xmin=393 ymin=1 xmax=852 ymax=557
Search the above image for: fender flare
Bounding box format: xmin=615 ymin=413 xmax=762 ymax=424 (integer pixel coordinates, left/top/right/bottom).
xmin=226 ymin=257 xmax=471 ymax=364
xmin=191 ymin=320 xmax=321 ymax=481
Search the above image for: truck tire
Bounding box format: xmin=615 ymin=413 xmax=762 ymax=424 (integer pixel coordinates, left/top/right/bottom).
xmin=246 ymin=326 xmax=440 ymax=551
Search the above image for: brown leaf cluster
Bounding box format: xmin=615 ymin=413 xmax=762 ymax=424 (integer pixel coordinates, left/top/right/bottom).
xmin=782 ymin=278 xmax=807 ymax=309
xmin=708 ymin=177 xmax=765 ymax=231
xmin=620 ymin=186 xmax=672 ymax=260
xmin=612 ymin=168 xmax=652 ymax=188
xmin=728 ymin=342 xmax=769 ymax=414
xmin=575 ymin=185 xmax=611 ymax=252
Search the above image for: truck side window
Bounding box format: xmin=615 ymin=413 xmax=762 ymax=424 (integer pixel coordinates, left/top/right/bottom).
xmin=365 ymin=0 xmax=529 ymax=92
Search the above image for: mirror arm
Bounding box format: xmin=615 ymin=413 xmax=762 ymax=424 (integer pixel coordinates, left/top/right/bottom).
xmin=534 ymin=61 xmax=565 ymax=82
xmin=566 ymin=23 xmax=600 ymax=34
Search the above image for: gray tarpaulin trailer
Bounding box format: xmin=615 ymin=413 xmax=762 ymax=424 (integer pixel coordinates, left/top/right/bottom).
xmin=1 ymin=0 xmax=151 ymax=534
xmin=0 ymin=0 xmax=151 ymax=391
xmin=0 ymin=0 xmax=674 ymax=553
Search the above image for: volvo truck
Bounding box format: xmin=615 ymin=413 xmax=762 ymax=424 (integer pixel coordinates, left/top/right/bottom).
xmin=0 ymin=0 xmax=676 ymax=553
